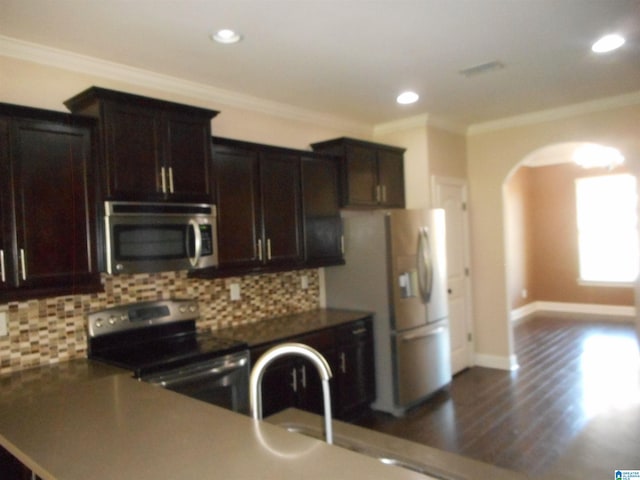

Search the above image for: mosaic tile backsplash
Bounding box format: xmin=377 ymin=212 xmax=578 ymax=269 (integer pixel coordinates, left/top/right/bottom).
xmin=0 ymin=269 xmax=320 ymax=375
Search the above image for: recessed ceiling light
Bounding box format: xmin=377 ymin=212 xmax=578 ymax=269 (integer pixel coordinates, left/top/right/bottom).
xmin=397 ymin=91 xmax=419 ymax=105
xmin=591 ymin=34 xmax=625 ymax=53
xmin=211 ymin=29 xmax=243 ymax=44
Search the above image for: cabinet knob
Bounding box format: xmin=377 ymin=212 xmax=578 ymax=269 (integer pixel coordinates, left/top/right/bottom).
xmin=19 ymin=248 xmax=27 ymax=281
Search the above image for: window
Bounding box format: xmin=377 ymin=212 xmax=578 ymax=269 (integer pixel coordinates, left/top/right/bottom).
xmin=575 ymin=174 xmax=639 ymax=284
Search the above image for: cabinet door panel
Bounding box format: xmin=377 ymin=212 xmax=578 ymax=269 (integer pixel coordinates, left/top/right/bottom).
xmin=377 ymin=149 xmax=405 ymax=207
xmin=165 ymin=112 xmax=212 ymax=202
xmin=12 ymin=119 xmax=98 ymax=292
xmin=301 ymin=156 xmax=343 ymax=265
xmin=214 ymin=146 xmax=262 ymax=269
xmin=0 ymin=118 xmax=13 ymax=291
xmin=103 ymin=102 xmax=162 ymax=199
xmin=260 ymin=152 xmax=302 ymax=266
xmin=344 ymin=144 xmax=378 ymax=206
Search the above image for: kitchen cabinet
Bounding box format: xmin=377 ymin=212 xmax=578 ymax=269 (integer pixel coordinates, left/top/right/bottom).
xmin=64 ymin=87 xmax=218 ymax=203
xmin=249 ymin=316 xmax=374 ymax=420
xmin=301 ymin=154 xmax=345 ymax=267
xmin=333 ymin=318 xmax=376 ymax=419
xmin=311 ymin=137 xmax=405 ymax=208
xmin=250 ymin=329 xmax=335 ymax=418
xmin=211 ymin=138 xmax=303 ymax=274
xmin=0 ymin=104 xmax=101 ymax=301
xmin=0 ymin=445 xmax=34 ymax=480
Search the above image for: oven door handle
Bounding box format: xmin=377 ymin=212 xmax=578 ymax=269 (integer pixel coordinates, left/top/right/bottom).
xmin=145 ymin=355 xmax=248 ymax=387
xmin=187 ymin=219 xmax=203 ymax=268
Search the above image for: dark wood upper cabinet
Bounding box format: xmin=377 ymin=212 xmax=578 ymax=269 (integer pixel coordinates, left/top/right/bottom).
xmin=311 ymin=137 xmax=406 ymax=208
xmin=259 ymin=150 xmax=303 ymax=267
xmin=0 ymin=103 xmax=101 ymax=301
xmin=64 ymin=87 xmax=218 ymax=203
xmin=212 ymin=143 xmax=262 ymax=270
xmin=301 ymin=155 xmax=344 ymax=266
xmin=210 ymin=138 xmax=303 ymax=276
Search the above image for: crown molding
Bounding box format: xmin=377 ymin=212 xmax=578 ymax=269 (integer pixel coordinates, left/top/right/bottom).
xmin=468 ymin=90 xmax=640 ymax=135
xmin=0 ymin=35 xmax=371 ymax=137
xmin=374 ymin=113 xmax=466 ymax=136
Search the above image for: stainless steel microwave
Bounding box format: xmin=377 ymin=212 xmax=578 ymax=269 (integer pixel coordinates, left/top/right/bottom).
xmin=104 ymin=201 xmax=218 ymax=274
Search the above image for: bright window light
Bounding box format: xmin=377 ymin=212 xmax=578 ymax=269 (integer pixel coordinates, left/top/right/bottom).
xmin=576 ymin=174 xmax=639 ymax=283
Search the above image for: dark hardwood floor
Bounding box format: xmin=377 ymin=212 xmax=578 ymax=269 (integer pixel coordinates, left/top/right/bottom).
xmin=355 ymin=315 xmax=640 ymax=479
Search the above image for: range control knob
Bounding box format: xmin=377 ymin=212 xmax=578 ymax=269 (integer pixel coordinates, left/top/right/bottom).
xmin=179 ymin=305 xmax=187 ymax=313
xmin=95 ymin=320 xmax=103 ymax=328
xmin=108 ymin=316 xmax=117 ymax=325
xmin=189 ymin=304 xmax=197 ymax=313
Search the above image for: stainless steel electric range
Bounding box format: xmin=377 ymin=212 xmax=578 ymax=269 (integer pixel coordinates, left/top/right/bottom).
xmin=87 ymin=299 xmax=250 ymax=414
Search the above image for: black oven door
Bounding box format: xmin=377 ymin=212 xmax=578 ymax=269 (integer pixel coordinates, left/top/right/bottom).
xmin=142 ymin=351 xmax=250 ymax=414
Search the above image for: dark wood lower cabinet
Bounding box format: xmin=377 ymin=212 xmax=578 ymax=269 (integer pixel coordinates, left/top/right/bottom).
xmin=250 ymin=317 xmax=375 ymax=421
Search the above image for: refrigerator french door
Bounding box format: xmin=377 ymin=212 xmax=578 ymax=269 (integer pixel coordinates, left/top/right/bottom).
xmin=325 ymin=209 xmax=451 ymax=416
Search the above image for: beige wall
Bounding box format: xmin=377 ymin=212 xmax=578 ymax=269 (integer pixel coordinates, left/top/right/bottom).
xmin=468 ymin=103 xmax=640 ymax=363
xmin=504 ymin=166 xmax=532 ymax=310
xmin=0 ymin=56 xmax=366 ymax=149
xmin=428 ymin=125 xmax=467 ymax=179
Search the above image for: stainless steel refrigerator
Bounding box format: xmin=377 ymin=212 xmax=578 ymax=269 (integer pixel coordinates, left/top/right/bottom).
xmin=324 ymin=209 xmax=451 ymax=417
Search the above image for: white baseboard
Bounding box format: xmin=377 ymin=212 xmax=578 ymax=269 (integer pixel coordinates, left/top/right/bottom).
xmin=510 ymin=301 xmax=636 ymax=322
xmin=474 ymin=353 xmax=519 ymax=371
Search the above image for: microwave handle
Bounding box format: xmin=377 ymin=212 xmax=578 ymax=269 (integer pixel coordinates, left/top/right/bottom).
xmin=188 ymin=220 xmax=203 ymax=267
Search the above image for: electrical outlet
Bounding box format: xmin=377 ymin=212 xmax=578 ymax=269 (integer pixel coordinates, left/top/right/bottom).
xmin=229 ymin=283 xmax=241 ymax=301
xmin=301 ymin=275 xmax=309 ymax=290
xmin=0 ymin=312 xmax=7 ymax=337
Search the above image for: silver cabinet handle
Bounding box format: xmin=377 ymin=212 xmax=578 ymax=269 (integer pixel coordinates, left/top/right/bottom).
xmin=266 ymin=238 xmax=272 ymax=261
xmin=340 ymin=235 xmax=345 ymax=255
xmin=160 ymin=166 xmax=167 ymax=194
xmin=381 ymin=185 xmax=387 ymax=203
xmin=351 ymin=327 xmax=367 ymax=336
xmin=257 ymin=239 xmax=263 ymax=261
xmin=300 ymin=364 xmax=307 ymax=389
xmin=290 ymin=367 xmax=297 ymax=393
xmin=0 ymin=249 xmax=5 ymax=283
xmin=340 ymin=352 xmax=347 ymax=374
xmin=402 ymin=327 xmax=445 ymax=342
xmin=168 ymin=167 xmax=174 ymax=194
xmin=375 ymin=185 xmax=381 ymax=202
xmin=19 ymin=248 xmax=27 ymax=281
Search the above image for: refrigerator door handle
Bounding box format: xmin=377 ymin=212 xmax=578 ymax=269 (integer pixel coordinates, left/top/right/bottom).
xmin=401 ymin=327 xmax=445 ymax=342
xmin=417 ymin=227 xmax=433 ymax=304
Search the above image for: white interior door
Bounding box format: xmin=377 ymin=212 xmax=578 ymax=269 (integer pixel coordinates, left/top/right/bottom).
xmin=432 ymin=176 xmax=474 ymax=374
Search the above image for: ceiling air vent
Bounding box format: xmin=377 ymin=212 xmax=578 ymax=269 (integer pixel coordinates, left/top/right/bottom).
xmin=459 ymin=61 xmax=505 ymax=77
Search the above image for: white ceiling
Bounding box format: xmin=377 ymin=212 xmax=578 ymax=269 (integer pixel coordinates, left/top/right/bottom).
xmin=1 ymin=0 xmax=639 ymax=128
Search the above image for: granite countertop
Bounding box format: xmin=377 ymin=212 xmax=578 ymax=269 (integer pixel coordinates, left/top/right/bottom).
xmin=0 ymin=367 xmax=434 ymax=480
xmin=214 ymin=308 xmax=373 ymax=348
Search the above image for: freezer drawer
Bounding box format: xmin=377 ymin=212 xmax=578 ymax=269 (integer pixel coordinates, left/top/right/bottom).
xmin=393 ymin=321 xmax=451 ymax=407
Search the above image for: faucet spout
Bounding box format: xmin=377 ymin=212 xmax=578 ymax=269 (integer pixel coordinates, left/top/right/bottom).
xmin=249 ymin=342 xmax=334 ymax=444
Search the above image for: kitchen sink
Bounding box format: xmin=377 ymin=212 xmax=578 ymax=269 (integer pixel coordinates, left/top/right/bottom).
xmin=280 ymin=422 xmax=456 ymax=480
xmin=266 ymin=408 xmax=530 ymax=480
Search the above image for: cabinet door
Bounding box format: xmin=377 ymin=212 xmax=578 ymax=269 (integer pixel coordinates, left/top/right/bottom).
xmin=102 ymin=101 xmax=163 ymax=200
xmin=377 ymin=149 xmax=405 ymax=207
xmin=260 ymin=152 xmax=303 ymax=266
xmin=11 ymin=118 xmax=99 ymax=294
xmin=301 ymin=156 xmax=344 ymax=266
xmin=213 ymin=145 xmax=262 ymax=270
xmin=0 ymin=118 xmax=13 ymax=293
xmin=344 ymin=143 xmax=378 ymax=206
xmin=165 ymin=111 xmax=213 ymax=202
xmin=334 ymin=320 xmax=376 ymax=419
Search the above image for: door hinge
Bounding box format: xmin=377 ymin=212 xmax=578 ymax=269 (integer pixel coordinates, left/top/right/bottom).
xmin=465 ymin=267 xmax=470 ymax=276
xmin=462 ymin=202 xmax=467 ymax=211
xmin=467 ymin=333 xmax=473 ymax=342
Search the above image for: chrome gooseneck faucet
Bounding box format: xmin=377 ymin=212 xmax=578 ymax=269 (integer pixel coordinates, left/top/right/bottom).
xmin=249 ymin=342 xmax=334 ymax=444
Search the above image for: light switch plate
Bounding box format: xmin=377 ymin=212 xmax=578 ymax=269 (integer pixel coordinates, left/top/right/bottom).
xmin=0 ymin=312 xmax=7 ymax=337
xmin=229 ymin=283 xmax=241 ymax=301
xmin=301 ymin=275 xmax=309 ymax=290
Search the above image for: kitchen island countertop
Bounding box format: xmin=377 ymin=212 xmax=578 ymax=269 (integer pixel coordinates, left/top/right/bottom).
xmin=0 ymin=366 xmax=443 ymax=480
